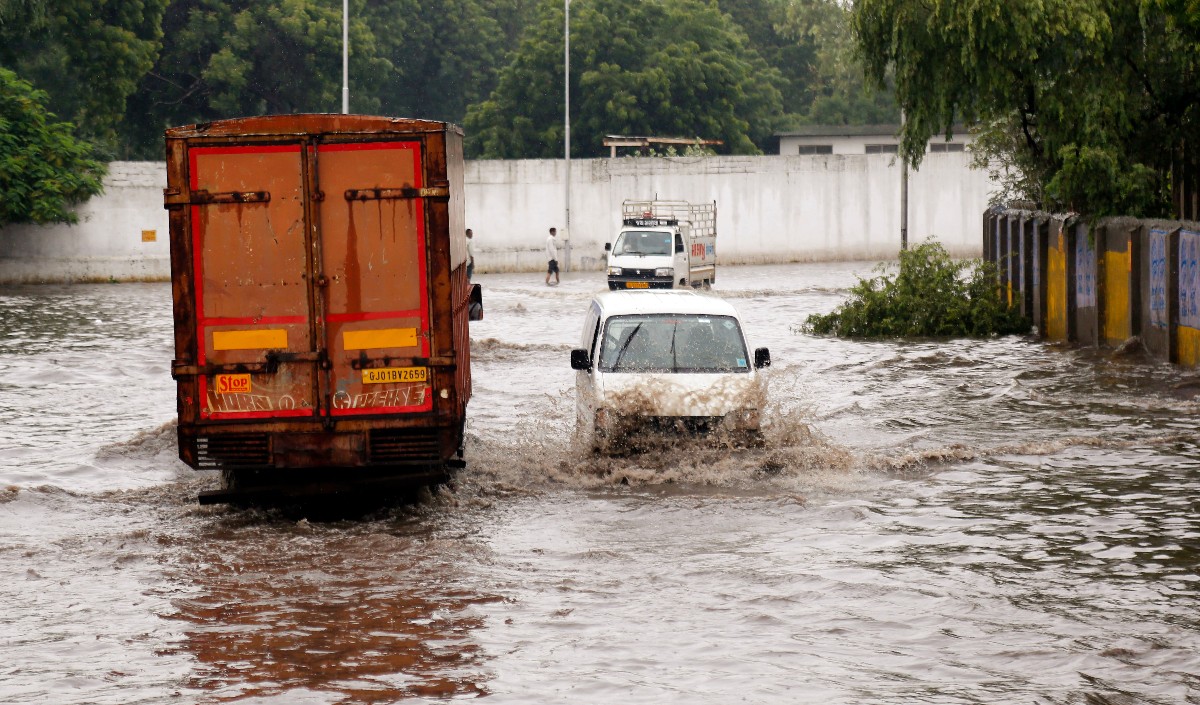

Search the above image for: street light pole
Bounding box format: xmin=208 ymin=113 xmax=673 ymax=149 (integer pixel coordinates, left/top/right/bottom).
xmin=563 ymin=0 xmax=571 ymax=271
xmin=900 ymin=109 xmax=908 ymax=251
xmin=342 ymin=0 xmax=349 ymax=113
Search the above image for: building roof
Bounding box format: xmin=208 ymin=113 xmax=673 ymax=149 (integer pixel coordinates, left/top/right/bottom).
xmin=774 ymin=124 xmax=971 ymax=139
xmin=775 ymin=124 xmax=900 ymax=139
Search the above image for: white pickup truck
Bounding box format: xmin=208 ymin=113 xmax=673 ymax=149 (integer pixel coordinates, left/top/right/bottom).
xmin=605 ymin=200 xmax=717 ymax=290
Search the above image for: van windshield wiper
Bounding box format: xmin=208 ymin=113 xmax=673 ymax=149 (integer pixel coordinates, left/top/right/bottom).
xmin=670 ymin=322 xmax=678 ymax=372
xmin=612 ymin=323 xmax=643 ymax=370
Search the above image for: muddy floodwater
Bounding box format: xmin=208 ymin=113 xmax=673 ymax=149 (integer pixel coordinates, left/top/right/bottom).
xmin=1 ymin=262 xmax=1198 ymax=704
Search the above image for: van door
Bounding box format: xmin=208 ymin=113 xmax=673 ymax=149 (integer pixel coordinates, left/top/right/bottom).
xmin=315 ymin=141 xmax=434 ymax=417
xmin=577 ymin=300 xmax=602 ymax=426
xmin=674 ymin=226 xmax=690 ymax=287
xmin=190 ymin=144 xmax=317 ymax=420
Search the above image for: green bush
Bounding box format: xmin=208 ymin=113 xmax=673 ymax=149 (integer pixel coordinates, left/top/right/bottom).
xmin=0 ymin=67 xmax=105 ymax=226
xmin=803 ymin=240 xmax=1031 ymax=338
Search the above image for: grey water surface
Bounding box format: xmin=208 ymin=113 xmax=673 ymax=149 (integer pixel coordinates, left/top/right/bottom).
xmin=1 ymin=263 xmax=1197 ymax=704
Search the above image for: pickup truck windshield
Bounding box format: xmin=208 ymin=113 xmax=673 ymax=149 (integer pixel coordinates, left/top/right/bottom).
xmin=613 ymin=230 xmax=672 ymax=256
xmin=599 ymin=314 xmax=749 ymax=373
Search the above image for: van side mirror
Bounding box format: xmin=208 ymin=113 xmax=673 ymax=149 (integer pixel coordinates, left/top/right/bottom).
xmin=570 ymin=348 xmax=591 ymax=371
xmin=754 ymin=347 xmax=771 ymax=369
xmin=468 ymin=283 xmax=483 ymax=321
xmin=604 ymin=242 xmax=611 ymax=252
xmin=675 ymin=242 xmax=684 ymax=253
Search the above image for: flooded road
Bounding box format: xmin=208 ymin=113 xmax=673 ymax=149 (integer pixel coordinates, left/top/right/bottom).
xmin=1 ymin=263 xmax=1198 ymax=704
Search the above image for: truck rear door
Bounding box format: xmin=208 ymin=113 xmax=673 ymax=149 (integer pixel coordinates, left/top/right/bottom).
xmin=190 ymin=144 xmax=316 ymax=420
xmin=316 ymin=141 xmax=433 ymax=416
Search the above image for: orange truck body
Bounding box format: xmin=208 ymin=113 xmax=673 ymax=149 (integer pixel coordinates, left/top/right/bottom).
xmin=164 ymin=115 xmax=474 ymax=492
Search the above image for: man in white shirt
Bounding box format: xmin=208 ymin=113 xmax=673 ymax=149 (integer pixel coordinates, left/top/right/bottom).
xmin=545 ymin=227 xmax=560 ymax=286
xmin=466 ymin=228 xmax=475 ymax=281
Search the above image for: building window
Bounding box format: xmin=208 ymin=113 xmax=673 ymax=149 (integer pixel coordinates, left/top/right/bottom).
xmin=796 ymin=144 xmax=833 ymax=155
xmin=929 ymin=142 xmax=965 ymax=153
xmin=865 ymin=143 xmax=899 ymax=154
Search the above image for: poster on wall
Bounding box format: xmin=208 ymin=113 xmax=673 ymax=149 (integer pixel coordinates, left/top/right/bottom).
xmin=1181 ymin=230 xmax=1200 ymax=330
xmin=1149 ymin=229 xmax=1168 ymax=328
xmin=1074 ymin=225 xmax=1096 ymax=309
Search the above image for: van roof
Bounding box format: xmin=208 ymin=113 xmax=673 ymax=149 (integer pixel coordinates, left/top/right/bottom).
xmin=593 ymin=290 xmax=741 ymax=319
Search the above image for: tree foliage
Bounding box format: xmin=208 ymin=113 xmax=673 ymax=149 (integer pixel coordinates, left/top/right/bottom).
xmin=772 ymin=0 xmax=897 ymax=126
xmin=713 ymin=0 xmax=897 ymax=127
xmin=0 ymin=67 xmax=105 ymax=226
xmin=465 ymin=0 xmax=786 ymax=158
xmin=116 ymin=0 xmax=533 ymax=159
xmin=117 ymin=0 xmax=394 ymax=158
xmin=803 ymin=241 xmax=1030 ymax=338
xmin=369 ymin=0 xmax=518 ymax=124
xmin=0 ymin=0 xmax=167 ymax=150
xmin=0 ymin=0 xmax=905 ymax=168
xmin=852 ymin=0 xmax=1200 ymax=218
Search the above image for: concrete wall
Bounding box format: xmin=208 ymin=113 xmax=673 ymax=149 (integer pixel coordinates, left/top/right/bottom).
xmin=1 ymin=153 xmax=994 ymax=284
xmin=0 ymin=162 xmax=171 ymax=283
xmin=469 ymin=151 xmax=992 ymax=273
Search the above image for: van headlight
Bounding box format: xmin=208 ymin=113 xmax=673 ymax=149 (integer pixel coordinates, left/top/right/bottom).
xmin=654 ymin=267 xmax=672 ymax=277
xmin=607 ymin=266 xmax=623 ymax=276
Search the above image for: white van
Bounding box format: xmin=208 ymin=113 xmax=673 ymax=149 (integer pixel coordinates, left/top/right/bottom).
xmin=570 ymin=290 xmax=771 ymax=452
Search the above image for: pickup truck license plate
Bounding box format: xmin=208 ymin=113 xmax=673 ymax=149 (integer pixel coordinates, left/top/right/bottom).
xmin=626 ymin=281 xmax=650 ymax=289
xmin=362 ymin=367 xmax=428 ymax=384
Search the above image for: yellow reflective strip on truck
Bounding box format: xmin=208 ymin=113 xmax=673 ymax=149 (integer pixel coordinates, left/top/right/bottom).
xmin=212 ymin=329 xmax=288 ymax=350
xmin=343 ymin=327 xmax=418 ymax=350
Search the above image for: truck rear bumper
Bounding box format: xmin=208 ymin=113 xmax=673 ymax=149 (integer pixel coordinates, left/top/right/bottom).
xmin=180 ymin=421 xmax=462 ymax=470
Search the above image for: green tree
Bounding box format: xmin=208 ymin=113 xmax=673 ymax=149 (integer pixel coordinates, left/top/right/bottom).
xmin=465 ymin=0 xmax=786 ymax=158
xmin=203 ymin=0 xmax=389 ymax=117
xmin=852 ymin=0 xmax=1200 ymax=218
xmin=0 ymin=67 xmax=105 ymax=226
xmin=368 ymin=0 xmax=514 ymax=124
xmin=119 ymin=0 xmax=391 ymax=158
xmin=717 ymin=0 xmax=815 ymax=117
xmin=0 ymin=0 xmax=167 ymax=151
xmin=779 ymin=0 xmax=897 ymax=126
xmin=713 ymin=0 xmax=898 ymax=127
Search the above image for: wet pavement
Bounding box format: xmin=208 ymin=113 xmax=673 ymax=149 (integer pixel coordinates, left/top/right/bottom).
xmin=1 ymin=263 xmax=1198 ymax=704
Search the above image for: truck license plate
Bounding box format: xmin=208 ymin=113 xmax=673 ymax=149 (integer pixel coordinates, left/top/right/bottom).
xmin=362 ymin=367 xmax=428 ymax=384
xmin=626 ymin=282 xmax=650 ymax=289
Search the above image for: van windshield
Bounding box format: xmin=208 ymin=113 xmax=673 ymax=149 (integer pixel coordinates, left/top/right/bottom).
xmin=598 ymin=314 xmax=749 ymax=373
xmin=613 ymin=230 xmax=672 ymax=256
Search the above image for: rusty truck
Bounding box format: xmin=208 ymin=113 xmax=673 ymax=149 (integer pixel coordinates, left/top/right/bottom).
xmin=164 ymin=114 xmax=481 ymax=504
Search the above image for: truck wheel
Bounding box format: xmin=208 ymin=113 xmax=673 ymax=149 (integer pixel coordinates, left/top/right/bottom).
xmin=608 ymin=282 xmax=618 ymax=290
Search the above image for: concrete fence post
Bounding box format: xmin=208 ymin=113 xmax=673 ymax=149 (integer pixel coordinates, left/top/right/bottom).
xmin=1128 ymin=224 xmax=1143 ymax=338
xmin=1168 ymin=227 xmax=1182 ymax=363
xmin=983 ymin=212 xmax=995 ymax=266
xmin=1066 ymin=220 xmax=1080 ymax=343
xmin=1020 ymin=215 xmax=1035 ymax=319
xmin=1034 ymin=217 xmax=1049 ymax=333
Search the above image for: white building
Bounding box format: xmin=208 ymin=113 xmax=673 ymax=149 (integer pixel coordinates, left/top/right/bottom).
xmin=776 ymin=124 xmax=973 ymax=156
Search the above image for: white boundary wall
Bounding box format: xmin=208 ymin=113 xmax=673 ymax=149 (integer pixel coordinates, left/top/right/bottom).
xmin=0 ymin=162 xmax=171 ymax=284
xmin=0 ymin=153 xmax=993 ymax=283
